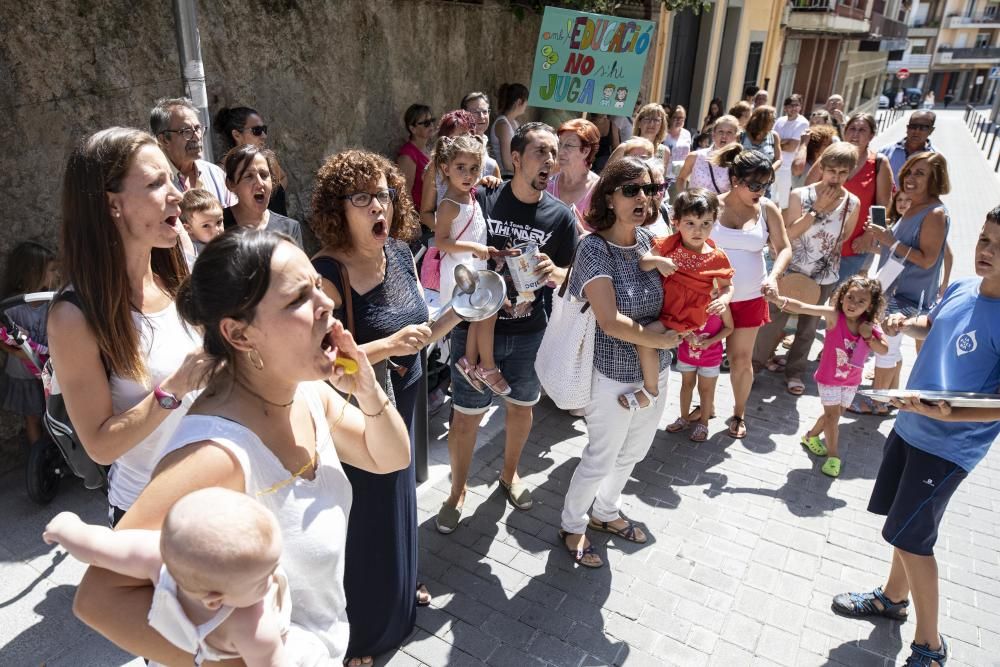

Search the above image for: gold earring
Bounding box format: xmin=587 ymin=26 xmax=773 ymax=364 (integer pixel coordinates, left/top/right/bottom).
xmin=247 ymin=348 xmax=264 ymax=371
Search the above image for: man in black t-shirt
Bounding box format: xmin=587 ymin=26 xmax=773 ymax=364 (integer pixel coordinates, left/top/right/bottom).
xmin=436 ymin=122 xmax=578 ymax=534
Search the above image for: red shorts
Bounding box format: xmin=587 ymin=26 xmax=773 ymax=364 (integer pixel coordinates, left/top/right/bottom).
xmin=730 ymin=296 xmax=770 ymax=329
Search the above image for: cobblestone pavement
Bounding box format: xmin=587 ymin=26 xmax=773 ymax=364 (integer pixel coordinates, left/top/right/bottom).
xmin=1 ymin=109 xmax=997 ymax=667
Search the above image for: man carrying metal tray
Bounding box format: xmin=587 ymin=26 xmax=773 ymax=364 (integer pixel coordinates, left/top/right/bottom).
xmin=831 ymin=205 xmax=1000 ymax=667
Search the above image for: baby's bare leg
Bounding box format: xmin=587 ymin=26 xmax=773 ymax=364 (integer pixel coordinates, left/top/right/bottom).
xmin=618 ymin=321 xmax=665 ymax=409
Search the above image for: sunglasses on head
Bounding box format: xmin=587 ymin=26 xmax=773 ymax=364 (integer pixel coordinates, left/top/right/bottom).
xmin=615 ymin=183 xmax=660 ymax=197
xmin=244 ymin=125 xmax=268 ymax=136
xmin=740 ymin=179 xmax=772 ymax=193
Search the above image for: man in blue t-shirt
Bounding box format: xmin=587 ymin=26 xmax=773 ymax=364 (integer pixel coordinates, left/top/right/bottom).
xmin=831 ymin=207 xmax=1000 ymax=666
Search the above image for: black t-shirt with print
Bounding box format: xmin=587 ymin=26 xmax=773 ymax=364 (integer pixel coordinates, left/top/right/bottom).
xmin=475 ymin=183 xmax=579 ymax=336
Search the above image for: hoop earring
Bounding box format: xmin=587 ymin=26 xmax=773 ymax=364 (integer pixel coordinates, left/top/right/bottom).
xmin=247 ymin=348 xmax=264 ymax=371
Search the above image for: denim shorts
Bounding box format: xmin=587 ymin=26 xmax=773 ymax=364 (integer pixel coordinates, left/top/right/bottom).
xmin=675 ymin=359 xmax=721 ymax=378
xmin=449 ymin=327 xmax=544 ymax=414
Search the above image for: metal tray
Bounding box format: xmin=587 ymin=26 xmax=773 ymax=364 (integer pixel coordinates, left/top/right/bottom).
xmin=859 ymin=389 xmax=1000 ymax=408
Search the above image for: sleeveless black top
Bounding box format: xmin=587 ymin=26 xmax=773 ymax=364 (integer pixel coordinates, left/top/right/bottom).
xmin=312 ymin=238 xmax=429 ymax=391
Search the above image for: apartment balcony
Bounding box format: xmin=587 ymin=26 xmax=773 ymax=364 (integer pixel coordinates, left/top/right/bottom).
xmin=788 ymin=0 xmax=871 ymax=34
xmin=887 ymin=53 xmax=934 ymax=71
xmin=934 ymin=46 xmax=1000 ymax=64
xmin=869 ymin=13 xmax=910 ymax=39
xmin=908 ymin=24 xmax=940 ymax=37
xmin=946 ymin=14 xmax=1000 ymax=29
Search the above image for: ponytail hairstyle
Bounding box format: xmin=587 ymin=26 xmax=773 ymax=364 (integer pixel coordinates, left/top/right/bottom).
xmin=496 ymin=83 xmax=529 ymax=116
xmin=431 ymin=134 xmax=486 ymax=176
xmin=176 ymin=228 xmax=291 ymax=385
xmin=213 ymin=106 xmax=261 ymax=152
xmin=60 ymin=127 xmax=188 ymax=382
xmin=711 ymin=145 xmax=774 ymax=184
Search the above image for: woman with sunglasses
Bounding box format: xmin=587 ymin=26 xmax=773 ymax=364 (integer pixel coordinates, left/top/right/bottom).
xmin=310 ymin=150 xmax=460 ymax=666
xmin=214 ymin=105 xmax=288 ymax=215
xmin=548 ymin=118 xmax=601 ymax=232
xmin=396 ymin=104 xmax=436 ymax=214
xmin=558 ymin=157 xmax=681 ymax=569
xmin=710 ymin=146 xmax=792 ymax=438
xmin=222 ymin=145 xmax=303 ymax=248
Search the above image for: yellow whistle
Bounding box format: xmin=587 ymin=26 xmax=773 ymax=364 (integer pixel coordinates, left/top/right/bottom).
xmin=334 ymin=356 xmax=359 ymax=374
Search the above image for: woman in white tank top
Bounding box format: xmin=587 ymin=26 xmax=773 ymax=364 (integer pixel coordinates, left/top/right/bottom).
xmin=710 ymin=145 xmax=792 ymax=439
xmin=47 ymin=128 xmax=207 ymax=522
xmin=74 ymin=231 xmax=412 ymax=664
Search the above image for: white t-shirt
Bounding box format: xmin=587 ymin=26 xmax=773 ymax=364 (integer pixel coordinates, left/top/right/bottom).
xmin=774 ymin=115 xmax=810 ymax=172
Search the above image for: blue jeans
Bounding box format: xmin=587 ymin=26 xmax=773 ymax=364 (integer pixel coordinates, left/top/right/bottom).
xmin=449 ymin=328 xmax=544 ymax=414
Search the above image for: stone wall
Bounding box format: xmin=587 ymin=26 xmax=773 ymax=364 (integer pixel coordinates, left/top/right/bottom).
xmin=0 ymin=0 xmax=541 ymax=437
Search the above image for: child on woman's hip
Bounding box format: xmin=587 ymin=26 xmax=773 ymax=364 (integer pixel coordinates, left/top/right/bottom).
xmin=625 ymin=189 xmax=734 ymax=411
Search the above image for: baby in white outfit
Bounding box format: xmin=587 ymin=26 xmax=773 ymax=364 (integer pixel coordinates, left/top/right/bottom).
xmin=44 ymin=487 xmax=301 ymax=667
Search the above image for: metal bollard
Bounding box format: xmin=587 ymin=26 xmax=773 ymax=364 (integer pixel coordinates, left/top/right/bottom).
xmin=982 ymin=122 xmax=991 ymax=150
xmin=989 ymin=126 xmax=999 ymax=160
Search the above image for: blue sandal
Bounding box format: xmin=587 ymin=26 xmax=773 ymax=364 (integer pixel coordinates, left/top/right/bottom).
xmin=904 ymin=636 xmax=948 ymax=666
xmin=831 ymin=586 xmax=909 ymax=621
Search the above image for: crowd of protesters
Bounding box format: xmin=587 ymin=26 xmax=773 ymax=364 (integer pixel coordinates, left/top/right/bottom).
xmin=2 ymin=82 xmax=997 ymax=667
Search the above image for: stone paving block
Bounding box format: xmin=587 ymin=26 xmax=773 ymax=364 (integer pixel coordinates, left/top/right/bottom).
xmin=441 ymin=619 xmax=503 ymax=662
xmin=480 ymin=610 xmax=537 ymax=650
xmin=401 ymin=629 xmax=486 ymax=667
xmin=650 ymin=634 xmax=710 ymax=666
xmin=719 ymin=612 xmax=763 ymax=652
xmin=519 ymin=603 xmax=575 ymax=640
xmin=603 ymin=611 xmax=661 ymax=654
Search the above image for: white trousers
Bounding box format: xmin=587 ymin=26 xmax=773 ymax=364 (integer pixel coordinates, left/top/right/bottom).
xmin=560 ymin=367 xmax=669 ymax=534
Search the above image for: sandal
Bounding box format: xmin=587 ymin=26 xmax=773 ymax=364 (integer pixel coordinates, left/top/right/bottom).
xmin=666 ymin=416 xmax=691 ymax=433
xmin=618 ymin=387 xmax=657 ymax=411
xmin=800 ymin=434 xmax=827 ymax=456
xmin=689 ymin=423 xmax=709 ymax=442
xmin=588 ymin=516 xmax=648 ymax=544
xmin=344 ymin=658 xmax=373 ymax=666
xmin=416 ymin=582 xmax=431 ymax=607
xmin=455 ymin=357 xmax=485 ymax=394
xmin=558 ymin=529 xmax=604 ymax=568
xmin=781 ymin=333 xmax=794 ymax=349
xmin=831 ymin=586 xmax=910 ymax=621
xmin=903 ymin=636 xmax=948 ymax=666
xmin=847 ymin=395 xmax=889 ymax=416
xmin=787 ymin=378 xmax=806 ymax=396
xmin=821 ymin=456 xmax=842 ymax=478
xmin=766 ymin=357 xmax=787 ymax=373
xmin=727 ymin=415 xmax=747 ymax=438
xmin=475 ymin=366 xmax=511 ymax=396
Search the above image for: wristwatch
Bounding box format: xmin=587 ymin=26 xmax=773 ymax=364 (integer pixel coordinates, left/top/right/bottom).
xmin=153 ymin=385 xmax=182 ymax=410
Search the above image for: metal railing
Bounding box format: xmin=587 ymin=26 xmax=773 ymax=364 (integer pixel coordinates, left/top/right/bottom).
xmin=876 ymin=107 xmax=905 ymax=134
xmin=963 ymin=105 xmax=1000 ymax=173
xmin=937 ymin=46 xmax=1000 ymax=59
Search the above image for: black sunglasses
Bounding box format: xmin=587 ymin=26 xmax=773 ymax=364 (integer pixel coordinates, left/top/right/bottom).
xmin=415 ymin=118 xmax=437 ymax=128
xmin=907 ymin=123 xmax=933 ymax=131
xmin=740 ymin=179 xmax=772 ymax=193
xmin=615 ymin=183 xmax=660 ymax=197
xmin=243 ymin=125 xmax=268 ymax=136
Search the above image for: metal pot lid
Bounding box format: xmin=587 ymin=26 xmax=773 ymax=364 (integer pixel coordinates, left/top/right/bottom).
xmin=451 ymin=270 xmax=505 ymax=322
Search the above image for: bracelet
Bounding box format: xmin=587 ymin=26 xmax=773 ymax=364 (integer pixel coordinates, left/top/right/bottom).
xmin=358 ymin=396 xmax=391 ymax=418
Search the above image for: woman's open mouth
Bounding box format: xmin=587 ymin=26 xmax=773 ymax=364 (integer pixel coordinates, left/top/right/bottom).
xmin=372 ymin=218 xmax=388 ymax=240
xmin=253 ymin=191 xmax=267 ymax=204
xmin=164 ymin=215 xmax=180 ymax=229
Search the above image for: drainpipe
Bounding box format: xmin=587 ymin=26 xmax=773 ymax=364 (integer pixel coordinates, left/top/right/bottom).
xmin=173 ymin=0 xmax=212 ymax=162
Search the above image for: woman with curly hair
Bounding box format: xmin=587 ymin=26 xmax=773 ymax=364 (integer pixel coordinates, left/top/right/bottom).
xmin=310 ymin=149 xmax=460 ymax=666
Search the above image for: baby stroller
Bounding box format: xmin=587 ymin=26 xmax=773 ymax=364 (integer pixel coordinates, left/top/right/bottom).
xmin=0 ymin=292 xmax=107 ymax=504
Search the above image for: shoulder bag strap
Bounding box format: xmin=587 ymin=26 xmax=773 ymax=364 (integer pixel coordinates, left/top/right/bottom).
xmin=708 ymin=160 xmax=722 ymax=194
xmin=439 ymin=200 xmax=477 ymax=258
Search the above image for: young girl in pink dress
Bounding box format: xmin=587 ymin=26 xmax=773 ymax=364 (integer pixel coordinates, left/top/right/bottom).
xmin=765 ymin=275 xmax=888 ymax=477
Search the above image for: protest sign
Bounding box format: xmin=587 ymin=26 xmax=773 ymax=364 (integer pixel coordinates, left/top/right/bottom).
xmin=528 ymin=6 xmax=655 ymax=116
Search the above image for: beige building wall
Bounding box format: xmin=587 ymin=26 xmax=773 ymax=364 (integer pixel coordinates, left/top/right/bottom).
xmin=719 ymin=0 xmax=786 ymax=106
xmin=838 ymin=45 xmax=889 ymax=114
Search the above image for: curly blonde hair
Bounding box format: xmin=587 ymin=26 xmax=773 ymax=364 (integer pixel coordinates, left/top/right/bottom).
xmin=311 ymin=150 xmax=420 ymax=251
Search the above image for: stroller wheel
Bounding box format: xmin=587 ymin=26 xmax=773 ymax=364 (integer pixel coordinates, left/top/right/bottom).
xmin=25 ymin=435 xmax=63 ymax=504
xmin=721 ymin=354 xmax=731 ymax=373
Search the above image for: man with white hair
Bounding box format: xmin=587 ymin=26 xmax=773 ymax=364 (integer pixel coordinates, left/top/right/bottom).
xmin=826 ymin=94 xmax=846 ymax=138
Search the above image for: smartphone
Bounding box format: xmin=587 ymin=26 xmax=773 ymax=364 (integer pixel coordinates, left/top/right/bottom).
xmin=870 ymin=205 xmax=887 ymax=229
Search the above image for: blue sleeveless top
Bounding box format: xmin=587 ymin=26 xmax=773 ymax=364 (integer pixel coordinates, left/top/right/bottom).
xmin=879 ymin=203 xmax=950 ymax=313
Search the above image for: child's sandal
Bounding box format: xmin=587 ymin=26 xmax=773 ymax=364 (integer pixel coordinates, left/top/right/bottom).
xmin=455 ymin=357 xmax=485 ymax=394
xmin=617 ymin=387 xmax=657 ymax=412
xmin=476 ymin=366 xmax=511 ymax=396
xmin=666 ymin=417 xmax=691 ymax=433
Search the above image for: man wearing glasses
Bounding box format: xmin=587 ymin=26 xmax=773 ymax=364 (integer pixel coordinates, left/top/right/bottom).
xmin=879 ymin=110 xmax=937 ymax=184
xmin=150 ymin=97 xmax=235 ymax=207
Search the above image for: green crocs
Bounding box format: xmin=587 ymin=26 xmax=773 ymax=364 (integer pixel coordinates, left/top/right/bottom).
xmin=822 ymin=457 xmax=842 ymax=478
xmin=801 ymin=434 xmax=827 ymax=457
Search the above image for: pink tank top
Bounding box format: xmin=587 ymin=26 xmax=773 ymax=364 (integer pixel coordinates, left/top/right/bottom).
xmin=814 ymin=313 xmax=877 ymax=387
xmin=677 ymin=314 xmax=724 ymax=367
